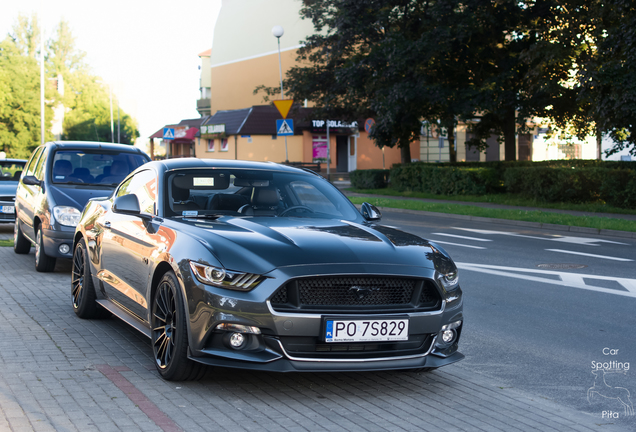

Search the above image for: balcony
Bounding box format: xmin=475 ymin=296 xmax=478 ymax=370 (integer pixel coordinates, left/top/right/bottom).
xmin=197 ymin=98 xmax=211 ymax=116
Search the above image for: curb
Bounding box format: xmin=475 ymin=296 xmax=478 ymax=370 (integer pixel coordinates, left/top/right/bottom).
xmin=375 ymin=206 xmax=636 ymax=239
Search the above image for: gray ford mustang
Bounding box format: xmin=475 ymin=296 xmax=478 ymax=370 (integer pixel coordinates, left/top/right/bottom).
xmin=73 ymin=158 xmax=463 ymax=380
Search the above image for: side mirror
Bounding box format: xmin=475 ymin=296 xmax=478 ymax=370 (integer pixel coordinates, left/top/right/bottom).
xmin=113 ymin=194 xmax=141 ymax=215
xmin=361 ymin=202 xmax=381 ymax=221
xmin=22 ymin=175 xmax=41 ymax=186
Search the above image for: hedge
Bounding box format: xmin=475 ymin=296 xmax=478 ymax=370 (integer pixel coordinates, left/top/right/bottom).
xmin=350 ymin=169 xmax=389 ymax=189
xmin=350 ymin=160 xmax=636 ymax=209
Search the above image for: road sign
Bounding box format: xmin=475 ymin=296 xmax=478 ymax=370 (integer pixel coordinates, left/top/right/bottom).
xmin=364 ymin=118 xmax=375 ymax=133
xmin=276 ymin=119 xmax=294 ymax=136
xmin=163 ymin=128 xmax=175 ymax=139
xmin=273 ymin=100 xmax=294 ymax=119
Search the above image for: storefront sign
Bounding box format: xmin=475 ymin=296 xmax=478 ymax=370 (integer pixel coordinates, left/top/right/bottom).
xmin=201 ymin=124 xmax=226 ymax=138
xmin=311 ymin=120 xmax=358 ymax=134
xmin=312 ymin=135 xmax=328 ymax=163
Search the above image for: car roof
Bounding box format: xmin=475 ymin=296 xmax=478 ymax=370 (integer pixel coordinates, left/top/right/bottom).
xmin=46 ymin=141 xmax=148 ymax=155
xmin=0 ymin=158 xmax=27 ymax=163
xmin=152 ymin=158 xmax=319 ymax=175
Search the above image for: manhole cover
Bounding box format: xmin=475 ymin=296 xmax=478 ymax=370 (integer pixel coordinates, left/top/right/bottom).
xmin=537 ymin=263 xmax=587 ymax=269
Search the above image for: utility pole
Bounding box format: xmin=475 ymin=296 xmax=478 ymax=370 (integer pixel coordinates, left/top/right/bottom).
xmin=109 ymin=86 xmax=114 ymax=143
xmin=272 ymin=25 xmax=289 ymax=162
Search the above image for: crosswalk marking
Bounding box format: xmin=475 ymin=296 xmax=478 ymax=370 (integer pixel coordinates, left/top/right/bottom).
xmin=428 ymin=240 xmax=486 ymax=250
xmin=456 ymin=262 xmax=636 ymax=298
xmin=431 ymin=233 xmax=492 ymax=242
xmin=545 ymin=249 xmax=633 ymax=262
xmin=454 ymin=228 xmax=629 ymax=246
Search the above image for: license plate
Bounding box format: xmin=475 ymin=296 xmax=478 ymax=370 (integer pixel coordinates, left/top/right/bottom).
xmin=325 ymin=318 xmax=409 ymax=342
xmin=0 ymin=205 xmax=14 ymax=214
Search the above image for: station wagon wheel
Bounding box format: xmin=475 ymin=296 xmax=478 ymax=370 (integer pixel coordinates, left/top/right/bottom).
xmin=71 ymin=238 xmax=103 ymax=319
xmin=151 ymin=271 xmax=205 ymax=381
xmin=13 ymin=222 xmax=31 ymax=254
xmin=34 ymin=226 xmax=56 ymax=272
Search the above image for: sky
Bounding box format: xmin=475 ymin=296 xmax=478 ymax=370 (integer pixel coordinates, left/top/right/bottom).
xmin=0 ymin=0 xmax=222 ymax=140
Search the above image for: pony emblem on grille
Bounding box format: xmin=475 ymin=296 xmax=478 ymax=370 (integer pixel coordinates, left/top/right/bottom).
xmin=349 ymin=285 xmax=380 ymax=300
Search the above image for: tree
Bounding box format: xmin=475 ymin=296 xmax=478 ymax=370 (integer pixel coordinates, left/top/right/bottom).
xmin=0 ymin=17 xmax=54 ymax=158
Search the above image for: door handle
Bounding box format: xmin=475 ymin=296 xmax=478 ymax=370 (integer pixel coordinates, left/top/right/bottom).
xmin=103 ymin=221 xmax=111 ymax=229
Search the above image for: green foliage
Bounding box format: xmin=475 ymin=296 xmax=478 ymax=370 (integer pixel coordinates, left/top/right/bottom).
xmin=0 ymin=36 xmax=54 ymax=158
xmin=390 ymin=164 xmax=502 ymax=195
xmin=350 ymin=169 xmax=389 ymax=189
xmin=0 ymin=15 xmax=139 ymax=156
xmin=381 ymin=161 xmax=636 ymax=209
xmin=504 ymin=167 xmax=636 ymax=208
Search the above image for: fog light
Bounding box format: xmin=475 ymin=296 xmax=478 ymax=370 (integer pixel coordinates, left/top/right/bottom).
xmin=442 ymin=329 xmax=455 ymax=344
xmin=229 ymin=332 xmax=245 ymax=348
xmin=59 ymin=244 xmax=70 ymax=254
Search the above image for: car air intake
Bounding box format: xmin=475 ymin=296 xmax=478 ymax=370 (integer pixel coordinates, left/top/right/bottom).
xmin=270 ymin=276 xmax=442 ymax=313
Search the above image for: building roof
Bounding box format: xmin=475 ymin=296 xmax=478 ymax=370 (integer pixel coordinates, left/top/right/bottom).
xmin=198 ymin=48 xmax=212 ymax=57
xmin=150 ymin=117 xmax=209 ymax=139
xmin=239 ymin=105 xmax=314 ymax=135
xmin=203 ymin=108 xmax=253 ymax=135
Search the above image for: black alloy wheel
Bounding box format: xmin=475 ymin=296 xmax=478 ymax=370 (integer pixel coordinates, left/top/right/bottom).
xmin=71 ymin=239 xmax=103 ymax=319
xmin=151 ymin=272 xmax=205 ymax=381
xmin=13 ymin=222 xmax=31 ymax=254
xmin=35 ymin=226 xmax=56 ymax=272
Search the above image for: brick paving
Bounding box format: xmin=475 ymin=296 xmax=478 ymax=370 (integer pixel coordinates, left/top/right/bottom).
xmin=0 ymin=224 xmax=629 ymax=431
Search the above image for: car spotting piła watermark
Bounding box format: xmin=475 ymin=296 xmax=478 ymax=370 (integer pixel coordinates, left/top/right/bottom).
xmin=588 ymin=347 xmax=634 ymax=419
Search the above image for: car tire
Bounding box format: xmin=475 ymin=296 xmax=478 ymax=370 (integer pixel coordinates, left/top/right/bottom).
xmin=151 ymin=271 xmax=206 ymax=381
xmin=72 ymin=238 xmax=106 ymax=319
xmin=34 ymin=226 xmax=56 ymax=272
xmin=13 ymin=222 xmax=31 ymax=254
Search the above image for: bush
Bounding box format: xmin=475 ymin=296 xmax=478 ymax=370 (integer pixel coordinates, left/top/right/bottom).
xmin=350 ymin=169 xmax=389 ymax=189
xmin=389 ymin=163 xmax=503 ymax=195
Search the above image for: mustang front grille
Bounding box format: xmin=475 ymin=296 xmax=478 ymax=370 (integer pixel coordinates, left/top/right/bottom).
xmin=270 ymin=276 xmax=442 ymax=313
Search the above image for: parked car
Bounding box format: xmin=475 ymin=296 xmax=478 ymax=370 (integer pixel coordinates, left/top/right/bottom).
xmin=0 ymin=158 xmax=27 ymax=223
xmin=14 ymin=141 xmax=150 ymax=271
xmin=73 ymin=158 xmax=464 ymax=381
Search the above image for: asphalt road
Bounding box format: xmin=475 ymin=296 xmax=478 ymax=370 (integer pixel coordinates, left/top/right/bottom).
xmin=380 ymin=210 xmax=636 ymax=424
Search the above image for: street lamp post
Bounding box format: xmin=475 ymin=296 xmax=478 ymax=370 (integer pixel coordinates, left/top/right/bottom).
xmin=272 ymin=25 xmax=289 ymax=162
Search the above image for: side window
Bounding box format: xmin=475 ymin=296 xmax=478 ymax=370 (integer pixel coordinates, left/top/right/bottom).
xmin=116 ymin=170 xmax=157 ymax=215
xmin=33 ymin=148 xmax=49 ymax=181
xmin=24 ymin=147 xmax=43 ymax=176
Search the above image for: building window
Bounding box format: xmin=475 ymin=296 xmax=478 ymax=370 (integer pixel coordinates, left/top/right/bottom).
xmin=220 ymin=138 xmax=229 ymax=152
xmin=207 ymin=140 xmax=215 ymax=152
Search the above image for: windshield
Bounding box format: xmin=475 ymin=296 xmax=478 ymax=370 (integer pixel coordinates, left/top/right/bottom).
xmin=165 ymin=169 xmax=360 ymax=221
xmin=51 ymin=150 xmax=148 ymax=186
xmin=0 ymin=161 xmax=26 ymax=182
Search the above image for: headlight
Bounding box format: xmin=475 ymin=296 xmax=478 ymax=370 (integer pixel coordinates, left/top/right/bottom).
xmin=53 ymin=206 xmax=81 ymax=227
xmin=438 ymin=269 xmax=459 ymax=291
xmin=189 ymin=261 xmax=264 ymax=291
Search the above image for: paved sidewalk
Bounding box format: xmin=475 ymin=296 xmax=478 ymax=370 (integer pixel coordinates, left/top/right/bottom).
xmin=0 ymin=225 xmax=630 ymax=431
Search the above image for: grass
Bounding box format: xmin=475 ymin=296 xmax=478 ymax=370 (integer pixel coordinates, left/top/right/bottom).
xmin=349 ymin=188 xmax=636 ymax=216
xmin=347 ymin=196 xmax=636 ymax=233
xmin=0 ymin=239 xmax=13 ymax=247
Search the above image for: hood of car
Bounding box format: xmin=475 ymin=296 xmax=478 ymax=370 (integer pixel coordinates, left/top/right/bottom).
xmin=181 ymin=216 xmax=453 ymax=274
xmin=0 ymin=182 xmax=19 ymax=197
xmin=49 ymin=184 xmax=114 ymax=211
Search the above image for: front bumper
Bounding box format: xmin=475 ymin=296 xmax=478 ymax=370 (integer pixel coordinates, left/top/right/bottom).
xmin=42 ymin=226 xmax=75 ymax=258
xmin=182 ymin=262 xmax=464 ymax=372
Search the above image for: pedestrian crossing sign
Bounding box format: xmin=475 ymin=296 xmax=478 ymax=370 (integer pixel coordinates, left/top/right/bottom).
xmin=163 ymin=128 xmax=175 ymax=139
xmin=276 ymin=119 xmax=294 ymax=136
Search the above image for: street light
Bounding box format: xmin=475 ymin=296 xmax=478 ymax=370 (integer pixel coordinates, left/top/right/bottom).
xmin=272 ymin=25 xmax=288 ymax=162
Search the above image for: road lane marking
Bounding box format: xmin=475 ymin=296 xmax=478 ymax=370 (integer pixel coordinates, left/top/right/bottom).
xmin=454 ymin=228 xmax=629 ymax=246
xmin=431 ymin=233 xmax=492 ymax=242
xmin=428 ymin=240 xmax=486 ymax=250
xmin=545 ymin=249 xmax=634 ymax=262
xmin=456 ymin=262 xmax=636 ymax=298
